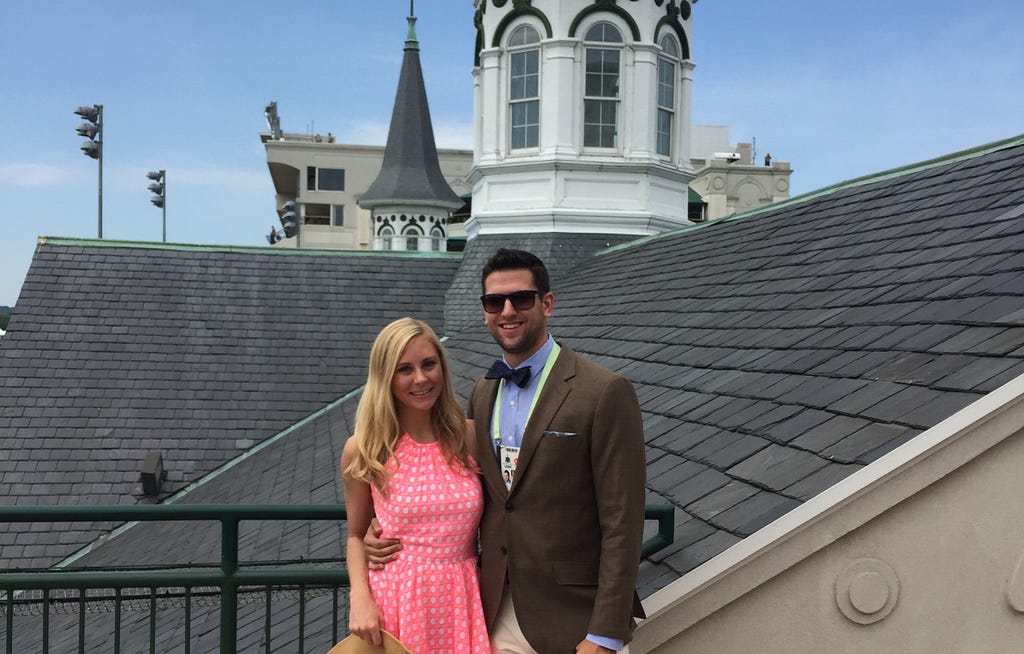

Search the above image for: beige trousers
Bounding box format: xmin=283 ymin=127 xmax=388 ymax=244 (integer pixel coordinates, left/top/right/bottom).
xmin=489 ymin=594 xmax=539 ymax=654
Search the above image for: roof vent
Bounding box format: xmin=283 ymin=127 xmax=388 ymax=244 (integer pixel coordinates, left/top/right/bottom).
xmin=140 ymin=452 xmax=167 ymax=496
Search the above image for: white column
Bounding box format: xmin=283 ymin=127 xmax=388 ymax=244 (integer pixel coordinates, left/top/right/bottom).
xmin=473 ymin=66 xmax=483 ymax=163
xmin=478 ymin=48 xmax=503 ymax=164
xmin=678 ymin=59 xmax=696 ymax=171
xmin=628 ymin=43 xmax=660 ymax=159
xmin=541 ymin=38 xmax=579 ymax=157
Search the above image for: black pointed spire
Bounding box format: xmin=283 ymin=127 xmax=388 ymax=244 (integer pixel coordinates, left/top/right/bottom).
xmin=359 ymin=5 xmax=461 ymax=210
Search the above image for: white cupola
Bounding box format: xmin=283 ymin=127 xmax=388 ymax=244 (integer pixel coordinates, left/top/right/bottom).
xmin=467 ymin=0 xmax=697 ymax=239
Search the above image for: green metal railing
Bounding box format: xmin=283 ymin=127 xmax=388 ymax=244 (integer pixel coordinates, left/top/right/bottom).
xmin=1 ymin=504 xmax=674 ymax=653
xmin=641 ymin=503 xmax=675 ymax=559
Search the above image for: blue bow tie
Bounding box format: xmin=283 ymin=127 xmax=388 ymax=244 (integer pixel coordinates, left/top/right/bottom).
xmin=485 ymin=360 xmax=532 ymax=388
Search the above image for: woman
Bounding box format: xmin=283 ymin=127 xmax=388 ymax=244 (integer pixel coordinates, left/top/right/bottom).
xmin=341 ymin=317 xmax=490 ymax=654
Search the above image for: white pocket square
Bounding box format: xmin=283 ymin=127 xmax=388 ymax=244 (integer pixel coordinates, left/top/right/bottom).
xmin=543 ymin=430 xmax=577 ymax=438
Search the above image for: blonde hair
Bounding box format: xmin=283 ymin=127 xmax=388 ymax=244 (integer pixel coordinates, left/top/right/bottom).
xmin=344 ymin=317 xmax=471 ymax=492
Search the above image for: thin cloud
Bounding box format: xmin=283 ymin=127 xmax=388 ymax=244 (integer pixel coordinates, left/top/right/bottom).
xmin=0 ymin=163 xmax=75 ymax=189
xmin=168 ymin=166 xmax=268 ymax=189
xmin=88 ymin=163 xmax=268 ymax=194
xmin=342 ymin=120 xmax=392 ymax=146
xmin=433 ymin=120 xmax=474 ymax=150
xmin=694 ymin=22 xmax=1024 ymax=195
xmin=339 ymin=118 xmax=473 ymax=150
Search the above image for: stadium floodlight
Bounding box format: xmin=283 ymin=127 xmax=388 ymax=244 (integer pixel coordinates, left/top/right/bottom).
xmin=280 ymin=200 xmax=299 ymax=239
xmin=146 ymin=170 xmax=167 ymax=242
xmin=73 ymin=104 xmax=103 ymax=237
xmin=265 ymin=200 xmax=301 ymax=247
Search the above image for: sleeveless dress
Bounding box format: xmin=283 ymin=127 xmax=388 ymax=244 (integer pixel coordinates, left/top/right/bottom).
xmin=369 ymin=434 xmax=490 ymax=654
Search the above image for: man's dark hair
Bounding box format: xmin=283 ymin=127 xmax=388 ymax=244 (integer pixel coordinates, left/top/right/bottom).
xmin=481 ymin=248 xmax=551 ymax=294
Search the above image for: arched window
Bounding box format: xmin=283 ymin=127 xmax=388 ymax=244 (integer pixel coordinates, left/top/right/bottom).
xmin=656 ymin=34 xmax=679 ymax=157
xmin=402 ymin=225 xmax=422 ymax=251
xmin=509 ymin=25 xmax=541 ymax=150
xmin=583 ymin=23 xmax=622 ymax=148
xmin=430 ymin=226 xmax=444 ymax=251
xmin=380 ymin=225 xmax=394 ymax=250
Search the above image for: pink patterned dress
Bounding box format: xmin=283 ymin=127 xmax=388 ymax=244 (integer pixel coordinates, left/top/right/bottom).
xmin=369 ymin=434 xmax=490 ymax=654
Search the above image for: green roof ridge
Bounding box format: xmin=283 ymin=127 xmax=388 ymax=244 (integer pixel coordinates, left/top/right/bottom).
xmin=36 ymin=236 xmax=463 ymax=260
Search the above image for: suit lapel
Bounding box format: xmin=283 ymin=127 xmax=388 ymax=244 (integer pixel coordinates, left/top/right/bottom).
xmin=475 ymin=378 xmax=509 ymax=500
xmin=508 ymin=346 xmax=576 ymax=495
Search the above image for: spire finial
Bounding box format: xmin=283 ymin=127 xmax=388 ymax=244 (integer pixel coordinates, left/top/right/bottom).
xmin=405 ymin=2 xmax=419 ymax=51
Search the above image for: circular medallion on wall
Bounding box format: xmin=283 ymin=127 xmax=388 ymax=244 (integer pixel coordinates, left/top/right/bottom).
xmin=835 ymin=558 xmax=900 ymax=625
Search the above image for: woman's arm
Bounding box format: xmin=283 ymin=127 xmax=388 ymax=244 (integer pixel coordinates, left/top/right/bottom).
xmin=341 ymin=436 xmax=384 ymax=646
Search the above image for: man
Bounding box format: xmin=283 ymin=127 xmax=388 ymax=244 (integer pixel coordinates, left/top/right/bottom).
xmin=369 ymin=248 xmax=646 ymax=653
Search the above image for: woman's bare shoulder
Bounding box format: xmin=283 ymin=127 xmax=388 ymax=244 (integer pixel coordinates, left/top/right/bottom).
xmin=341 ymin=434 xmax=359 ymax=468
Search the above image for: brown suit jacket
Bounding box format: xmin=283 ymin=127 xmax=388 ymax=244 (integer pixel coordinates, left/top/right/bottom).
xmin=468 ymin=344 xmax=646 ymax=654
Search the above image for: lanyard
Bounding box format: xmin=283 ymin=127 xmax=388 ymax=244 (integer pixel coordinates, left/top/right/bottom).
xmin=492 ymin=342 xmax=561 ymax=449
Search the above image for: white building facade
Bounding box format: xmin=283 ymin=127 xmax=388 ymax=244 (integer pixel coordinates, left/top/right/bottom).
xmin=262 ymin=135 xmax=471 ymax=251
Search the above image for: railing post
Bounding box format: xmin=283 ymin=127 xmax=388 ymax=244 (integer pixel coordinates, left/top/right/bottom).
xmin=78 ymin=592 xmax=85 ymax=654
xmin=641 ymin=503 xmax=676 ymax=559
xmin=149 ymin=587 xmax=157 ymax=654
xmin=114 ymin=588 xmax=121 ymax=654
xmin=264 ymin=585 xmax=272 ymax=651
xmin=298 ymin=586 xmax=306 ymax=652
xmin=220 ymin=517 xmax=239 ymax=654
xmin=184 ymin=587 xmax=192 ymax=654
xmin=43 ymin=589 xmax=50 ymax=654
xmin=5 ymin=590 xmax=13 ymax=654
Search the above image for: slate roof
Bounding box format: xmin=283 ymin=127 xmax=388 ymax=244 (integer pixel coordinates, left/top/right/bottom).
xmin=0 ymin=241 xmax=459 ymax=569
xmin=3 ymin=134 xmax=1024 ymax=651
xmin=546 ymin=135 xmax=1024 ymax=595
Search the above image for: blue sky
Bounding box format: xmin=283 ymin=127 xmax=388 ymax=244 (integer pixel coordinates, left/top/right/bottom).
xmin=1 ymin=0 xmax=1022 ymax=307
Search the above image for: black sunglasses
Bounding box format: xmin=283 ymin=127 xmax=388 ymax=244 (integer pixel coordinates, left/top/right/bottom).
xmin=480 ymin=290 xmax=542 ymax=314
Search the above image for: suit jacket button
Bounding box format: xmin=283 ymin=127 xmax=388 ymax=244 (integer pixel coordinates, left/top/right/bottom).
xmin=500 ymin=546 xmax=508 ymax=555
xmin=505 ymin=503 xmax=514 ymax=512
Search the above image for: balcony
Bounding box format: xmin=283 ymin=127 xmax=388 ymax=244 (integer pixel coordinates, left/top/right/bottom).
xmin=1 ymin=504 xmax=673 ymax=653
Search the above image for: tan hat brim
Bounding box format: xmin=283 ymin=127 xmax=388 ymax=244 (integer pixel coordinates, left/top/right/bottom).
xmin=326 ymin=629 xmax=411 ymax=654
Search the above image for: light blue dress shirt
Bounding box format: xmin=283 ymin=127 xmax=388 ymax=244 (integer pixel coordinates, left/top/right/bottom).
xmin=493 ymin=334 xmax=555 ymax=451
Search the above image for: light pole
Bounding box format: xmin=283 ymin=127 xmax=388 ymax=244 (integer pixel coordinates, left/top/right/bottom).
xmin=147 ymin=170 xmax=166 ymax=242
xmin=74 ymin=104 xmax=103 ymax=238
